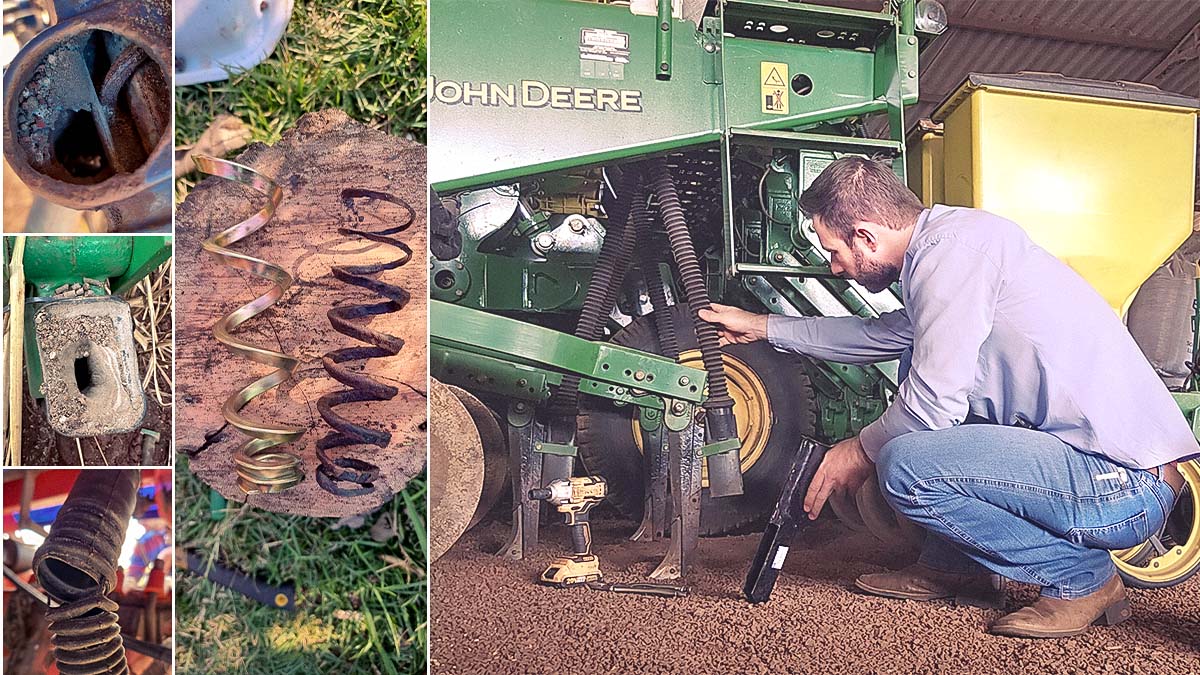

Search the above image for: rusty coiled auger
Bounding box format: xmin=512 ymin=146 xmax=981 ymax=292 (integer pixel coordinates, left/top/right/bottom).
xmin=194 ymin=155 xmax=306 ymax=494
xmin=314 ymin=188 xmax=415 ymax=496
xmin=33 ymin=469 xmax=139 ymax=675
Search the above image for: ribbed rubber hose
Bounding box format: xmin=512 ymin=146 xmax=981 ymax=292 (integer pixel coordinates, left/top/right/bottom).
xmin=549 ymin=167 xmax=641 ymax=416
xmin=33 ymin=469 xmax=139 ymax=675
xmin=645 ymin=157 xmax=742 ymax=497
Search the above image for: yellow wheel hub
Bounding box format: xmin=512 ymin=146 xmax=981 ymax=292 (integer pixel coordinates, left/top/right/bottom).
xmin=633 ymin=349 xmax=772 ymax=488
xmin=1111 ymin=459 xmax=1200 ymax=585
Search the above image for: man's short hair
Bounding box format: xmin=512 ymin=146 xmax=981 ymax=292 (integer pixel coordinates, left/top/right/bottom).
xmin=797 ymin=156 xmax=926 ymax=242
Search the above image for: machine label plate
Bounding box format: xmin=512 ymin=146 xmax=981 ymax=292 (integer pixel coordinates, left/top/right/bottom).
xmin=761 ymin=61 xmax=789 ymax=115
xmin=580 ymin=28 xmax=630 ymax=63
xmin=580 ymin=28 xmax=630 ymax=80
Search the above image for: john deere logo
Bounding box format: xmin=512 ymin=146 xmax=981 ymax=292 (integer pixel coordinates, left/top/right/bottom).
xmin=430 ymin=77 xmax=643 ymax=113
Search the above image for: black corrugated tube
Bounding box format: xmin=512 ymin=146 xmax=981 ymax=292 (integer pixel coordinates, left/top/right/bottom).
xmin=551 ymin=167 xmax=642 ymax=416
xmin=33 ymin=469 xmax=139 ymax=675
xmin=645 ymin=157 xmax=743 ymax=497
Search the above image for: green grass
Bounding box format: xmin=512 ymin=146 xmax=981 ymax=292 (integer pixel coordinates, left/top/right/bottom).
xmin=174 ymin=458 xmax=428 ymax=674
xmin=175 ymin=0 xmax=426 ymax=148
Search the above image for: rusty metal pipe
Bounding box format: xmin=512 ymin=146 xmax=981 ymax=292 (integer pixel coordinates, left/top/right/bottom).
xmin=2 ymin=0 xmax=171 ymax=230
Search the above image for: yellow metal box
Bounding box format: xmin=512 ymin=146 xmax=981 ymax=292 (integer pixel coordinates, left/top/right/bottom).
xmin=920 ymin=73 xmax=1199 ymax=314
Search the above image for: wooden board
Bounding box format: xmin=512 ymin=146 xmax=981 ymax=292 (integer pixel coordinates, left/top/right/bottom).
xmin=176 ymin=109 xmax=427 ymax=517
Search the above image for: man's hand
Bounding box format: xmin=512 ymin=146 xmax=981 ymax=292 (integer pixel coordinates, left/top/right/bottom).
xmin=698 ymin=304 xmax=769 ymax=346
xmin=804 ymin=436 xmax=873 ymax=520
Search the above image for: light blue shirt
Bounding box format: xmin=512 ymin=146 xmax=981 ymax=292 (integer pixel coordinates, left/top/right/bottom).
xmin=766 ymin=205 xmax=1199 ymax=468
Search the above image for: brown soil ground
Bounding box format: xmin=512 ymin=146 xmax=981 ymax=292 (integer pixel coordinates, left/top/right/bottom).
xmin=431 ymin=517 xmax=1200 ymax=674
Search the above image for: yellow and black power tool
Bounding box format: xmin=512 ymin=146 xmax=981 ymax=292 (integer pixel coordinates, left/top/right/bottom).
xmin=529 ymin=476 xmax=607 ymax=587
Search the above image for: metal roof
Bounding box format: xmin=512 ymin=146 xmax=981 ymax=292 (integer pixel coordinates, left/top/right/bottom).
xmin=810 ymin=0 xmax=1200 ymax=202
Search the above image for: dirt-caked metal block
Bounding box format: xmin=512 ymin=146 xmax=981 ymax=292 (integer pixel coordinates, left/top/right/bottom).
xmin=33 ymin=296 xmax=145 ymax=436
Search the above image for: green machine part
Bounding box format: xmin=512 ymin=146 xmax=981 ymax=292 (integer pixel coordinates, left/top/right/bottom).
xmin=7 ymin=236 xmax=172 ymax=297
xmin=429 ymin=0 xmax=922 ymax=191
xmin=4 ymin=235 xmax=173 ymax=400
xmin=429 ymin=0 xmax=930 ymax=444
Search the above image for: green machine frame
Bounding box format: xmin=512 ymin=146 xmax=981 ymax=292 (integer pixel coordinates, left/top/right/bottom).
xmin=429 ymin=0 xmax=932 ymax=576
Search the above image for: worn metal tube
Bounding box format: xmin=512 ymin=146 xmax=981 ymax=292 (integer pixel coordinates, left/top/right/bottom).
xmin=2 ymin=0 xmax=171 ymax=230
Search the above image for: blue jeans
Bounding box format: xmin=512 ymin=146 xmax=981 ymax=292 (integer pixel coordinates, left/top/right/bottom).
xmin=876 ymin=425 xmax=1179 ymax=599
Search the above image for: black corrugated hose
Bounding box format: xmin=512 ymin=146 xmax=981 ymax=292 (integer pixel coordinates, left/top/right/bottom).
xmin=33 ymin=469 xmax=139 ymax=675
xmin=550 ymin=166 xmax=642 ymax=417
xmin=645 ymin=157 xmax=743 ymax=497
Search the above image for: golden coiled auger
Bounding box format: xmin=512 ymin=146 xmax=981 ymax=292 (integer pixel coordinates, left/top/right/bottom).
xmin=314 ymin=188 xmax=415 ymax=496
xmin=194 ymin=155 xmax=306 ymax=494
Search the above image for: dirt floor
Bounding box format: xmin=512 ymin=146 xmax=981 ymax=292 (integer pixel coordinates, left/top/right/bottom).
xmin=431 ymin=517 xmax=1200 ymax=674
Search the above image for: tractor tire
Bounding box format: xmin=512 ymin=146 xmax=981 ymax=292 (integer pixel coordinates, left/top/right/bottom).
xmin=577 ymin=305 xmax=819 ymax=535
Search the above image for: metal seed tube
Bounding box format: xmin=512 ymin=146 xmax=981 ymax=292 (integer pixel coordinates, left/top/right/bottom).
xmin=194 ymin=155 xmax=306 ymax=493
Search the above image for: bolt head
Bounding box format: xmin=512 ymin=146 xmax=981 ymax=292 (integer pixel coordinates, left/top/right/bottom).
xmin=908 ymin=70 xmax=917 ymax=78
xmin=908 ymin=36 xmax=917 ymax=45
xmin=634 ymin=370 xmax=646 ymax=381
xmin=704 ymin=43 xmax=716 ymax=52
xmin=679 ymin=376 xmax=690 ymax=386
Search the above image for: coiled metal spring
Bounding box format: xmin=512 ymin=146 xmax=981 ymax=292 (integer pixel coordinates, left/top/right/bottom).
xmin=195 ymin=155 xmax=306 ymax=494
xmin=315 ymin=188 xmax=415 ymax=496
xmin=33 ymin=469 xmax=139 ymax=675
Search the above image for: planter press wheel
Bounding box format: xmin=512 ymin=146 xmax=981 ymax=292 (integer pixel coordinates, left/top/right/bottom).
xmin=1112 ymin=459 xmax=1200 ymax=589
xmin=577 ymin=305 xmax=818 ymax=535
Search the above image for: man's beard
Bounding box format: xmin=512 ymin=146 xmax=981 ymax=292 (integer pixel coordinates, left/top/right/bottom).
xmin=852 ymin=247 xmax=901 ymax=293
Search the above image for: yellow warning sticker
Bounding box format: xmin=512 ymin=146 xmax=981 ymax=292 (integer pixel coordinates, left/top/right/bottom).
xmin=761 ymin=62 xmax=788 ymax=115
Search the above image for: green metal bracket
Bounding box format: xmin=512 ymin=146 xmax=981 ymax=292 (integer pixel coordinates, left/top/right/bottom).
xmin=663 ymin=400 xmax=694 ymax=432
xmin=431 ymin=346 xmax=557 ymax=402
xmin=656 ymin=0 xmax=672 ymax=80
xmin=701 ymin=437 xmax=741 ymax=457
xmin=1173 ymin=392 xmax=1200 ymax=441
xmin=431 ymin=300 xmax=707 ymax=403
xmin=508 ymin=401 xmax=536 ymax=428
xmin=534 ymin=441 xmax=577 ymax=457
xmin=111 ymin=236 xmax=172 ymax=296
xmin=638 ymin=407 xmax=663 ymax=432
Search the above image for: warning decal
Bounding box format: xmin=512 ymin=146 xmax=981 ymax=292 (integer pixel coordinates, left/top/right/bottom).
xmin=761 ymin=62 xmax=789 ymax=115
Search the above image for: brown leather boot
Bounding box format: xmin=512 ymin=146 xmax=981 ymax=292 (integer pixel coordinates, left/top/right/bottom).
xmin=990 ymin=574 xmax=1130 ymax=639
xmin=855 ymin=563 xmax=1003 ymax=607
